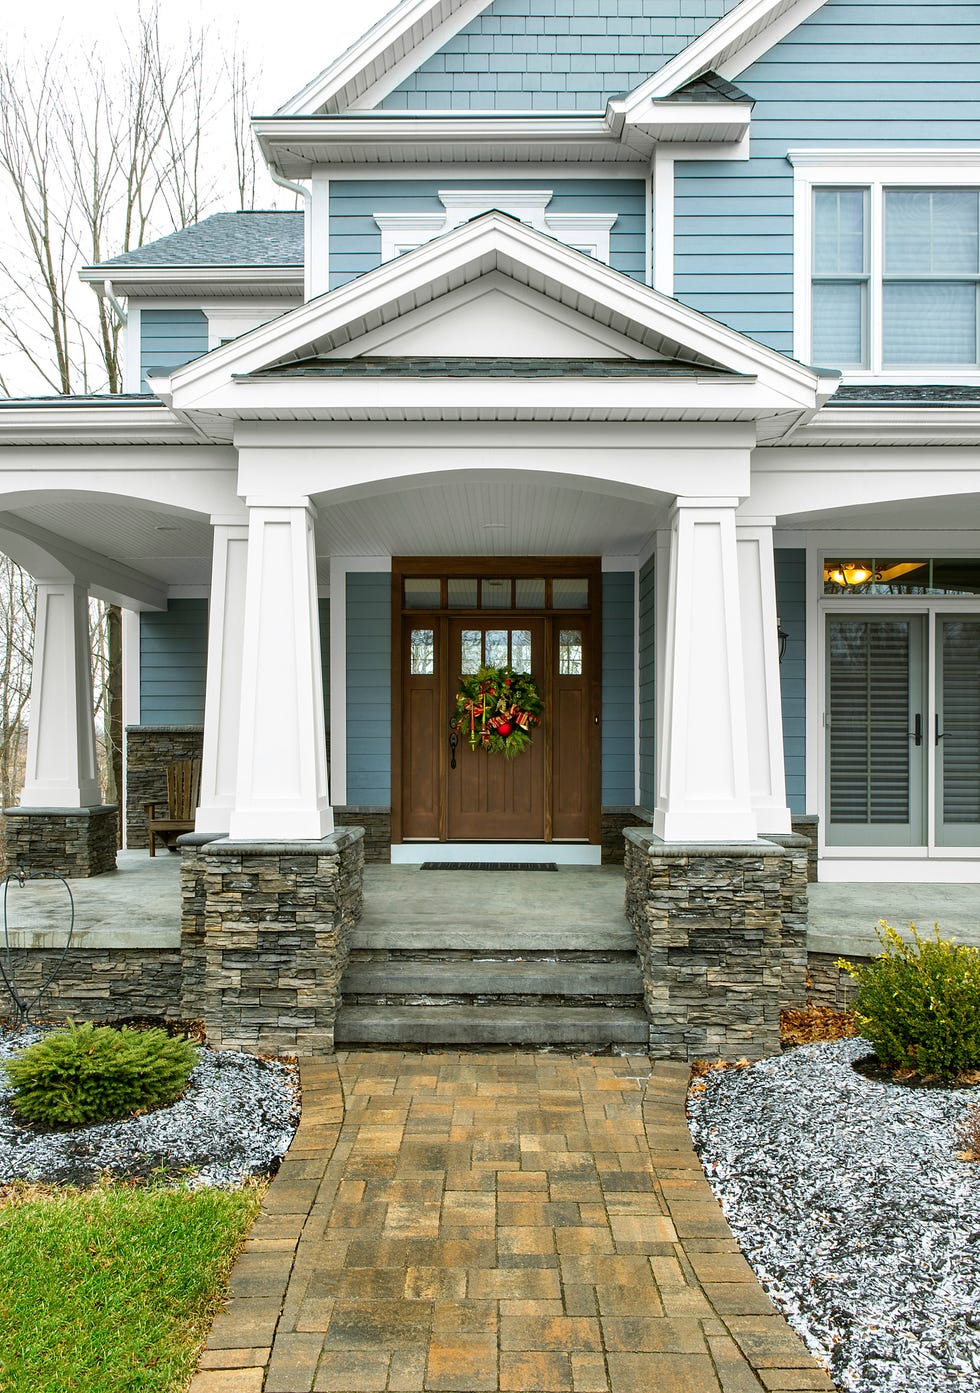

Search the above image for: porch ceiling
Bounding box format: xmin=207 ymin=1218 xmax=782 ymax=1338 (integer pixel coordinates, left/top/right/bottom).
xmin=778 ymin=492 xmax=980 ymax=533
xmin=311 ymin=474 xmax=669 ymax=559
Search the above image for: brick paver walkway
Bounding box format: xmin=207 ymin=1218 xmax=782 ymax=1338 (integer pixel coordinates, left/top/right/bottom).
xmin=193 ymin=1051 xmax=836 ymax=1393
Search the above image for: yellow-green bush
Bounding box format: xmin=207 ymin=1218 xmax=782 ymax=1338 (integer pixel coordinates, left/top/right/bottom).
xmin=837 ymin=922 xmax=980 ymax=1078
xmin=4 ymin=1022 xmax=199 ymax=1127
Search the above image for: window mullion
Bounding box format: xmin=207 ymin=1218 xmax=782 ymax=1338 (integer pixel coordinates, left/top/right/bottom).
xmin=869 ymin=182 xmax=884 ymax=374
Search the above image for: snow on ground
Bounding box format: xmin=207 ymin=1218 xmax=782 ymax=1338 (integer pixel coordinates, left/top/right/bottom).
xmin=687 ymin=1038 xmax=980 ymax=1393
xmin=0 ymin=1025 xmax=300 ymax=1188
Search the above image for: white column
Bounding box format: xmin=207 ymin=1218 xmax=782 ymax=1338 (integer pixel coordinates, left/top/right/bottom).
xmin=228 ymin=498 xmax=333 ymax=841
xmin=196 ymin=522 xmax=249 ymax=833
xmin=653 ymin=498 xmax=757 ymax=842
xmin=20 ymin=580 xmax=102 ymax=808
xmin=737 ymin=518 xmax=792 ymax=834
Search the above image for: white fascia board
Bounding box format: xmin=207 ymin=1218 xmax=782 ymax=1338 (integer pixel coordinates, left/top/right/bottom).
xmin=276 ymin=0 xmax=493 ymax=116
xmin=78 ymin=265 xmax=303 ymax=291
xmin=789 ymin=408 xmax=980 ymax=446
xmin=788 ymin=148 xmax=980 ymax=174
xmin=623 ymin=0 xmax=826 ymax=107
xmin=0 ymin=401 xmax=197 ymax=444
xmin=167 ymin=213 xmax=827 ymax=412
xmin=623 ymin=102 xmax=752 ymax=143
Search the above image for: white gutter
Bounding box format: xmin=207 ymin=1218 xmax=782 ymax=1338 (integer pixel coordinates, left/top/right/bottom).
xmin=269 ymin=170 xmax=313 ymax=300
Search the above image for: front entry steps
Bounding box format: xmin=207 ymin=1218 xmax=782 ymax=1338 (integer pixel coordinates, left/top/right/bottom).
xmin=334 ymin=864 xmax=648 ymax=1049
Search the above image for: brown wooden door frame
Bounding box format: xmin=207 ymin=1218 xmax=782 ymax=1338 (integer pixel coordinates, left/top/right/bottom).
xmin=391 ymin=558 xmax=602 ymax=845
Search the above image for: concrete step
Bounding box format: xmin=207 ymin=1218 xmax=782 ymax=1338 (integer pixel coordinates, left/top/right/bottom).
xmin=351 ymin=925 xmax=635 ymax=952
xmin=342 ymin=957 xmax=644 ymax=998
xmin=334 ymin=1003 xmax=650 ymax=1047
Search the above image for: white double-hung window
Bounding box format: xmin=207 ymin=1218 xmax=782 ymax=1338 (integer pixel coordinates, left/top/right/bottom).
xmin=791 ymin=151 xmax=980 ymax=378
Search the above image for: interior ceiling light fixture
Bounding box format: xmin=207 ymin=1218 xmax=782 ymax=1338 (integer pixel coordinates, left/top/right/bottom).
xmin=827 ymin=561 xmax=874 ymax=587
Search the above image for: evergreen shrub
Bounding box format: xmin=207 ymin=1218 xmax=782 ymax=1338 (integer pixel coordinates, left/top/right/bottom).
xmin=4 ymin=1021 xmax=199 ymax=1127
xmin=837 ymin=922 xmax=980 ymax=1078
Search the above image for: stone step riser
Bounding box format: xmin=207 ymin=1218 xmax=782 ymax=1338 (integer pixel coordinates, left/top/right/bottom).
xmin=343 ymin=965 xmax=644 ymax=997
xmin=335 ymin=1003 xmax=650 ymax=1047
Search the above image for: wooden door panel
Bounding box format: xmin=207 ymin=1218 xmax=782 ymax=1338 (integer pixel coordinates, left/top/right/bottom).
xmin=401 ymin=620 xmax=441 ymax=839
xmin=552 ymin=684 xmax=589 ymax=839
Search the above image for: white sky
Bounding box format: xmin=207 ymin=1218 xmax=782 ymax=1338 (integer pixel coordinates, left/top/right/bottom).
xmin=10 ymin=0 xmax=399 ymax=112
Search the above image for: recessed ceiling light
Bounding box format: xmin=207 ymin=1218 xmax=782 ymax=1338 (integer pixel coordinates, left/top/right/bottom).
xmin=482 ymin=522 xmax=508 ymax=529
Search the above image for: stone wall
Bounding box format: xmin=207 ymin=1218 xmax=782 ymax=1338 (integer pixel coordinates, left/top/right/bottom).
xmin=790 ymin=814 xmax=819 ymax=883
xmin=333 ymin=808 xmax=390 ymax=863
xmin=624 ymin=829 xmax=809 ymax=1062
xmin=179 ymin=828 xmax=365 ymax=1055
xmin=807 ymin=950 xmax=867 ymax=1011
xmin=126 ymin=725 xmax=204 ymax=849
xmin=4 ymin=806 xmax=118 ymax=878
xmin=0 ymin=944 xmax=183 ymax=1023
xmin=601 ymin=807 xmax=650 ymax=865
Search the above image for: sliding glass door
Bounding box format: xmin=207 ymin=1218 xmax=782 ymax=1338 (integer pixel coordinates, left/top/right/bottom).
xmin=937 ymin=618 xmax=980 ymax=846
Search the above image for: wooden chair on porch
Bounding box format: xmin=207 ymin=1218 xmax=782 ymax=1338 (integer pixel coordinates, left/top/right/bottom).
xmin=145 ymin=759 xmax=202 ymax=855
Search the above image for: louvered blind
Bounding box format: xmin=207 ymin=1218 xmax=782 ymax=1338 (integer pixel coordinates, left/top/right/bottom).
xmin=828 ymin=619 xmax=911 ymax=824
xmin=941 ymin=620 xmax=980 ymax=824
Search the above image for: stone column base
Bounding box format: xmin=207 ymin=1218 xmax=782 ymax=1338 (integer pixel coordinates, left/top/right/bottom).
xmin=624 ymin=828 xmax=808 ymax=1062
xmin=3 ymin=805 xmax=118 ymax=877
xmin=179 ymin=827 xmax=365 ymax=1055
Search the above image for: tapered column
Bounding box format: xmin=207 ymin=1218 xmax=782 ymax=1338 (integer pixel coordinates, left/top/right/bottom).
xmin=737 ymin=518 xmax=792 ymax=834
xmin=20 ymin=580 xmax=101 ymax=808
xmin=195 ymin=521 xmax=249 ymax=833
xmin=653 ymin=498 xmax=757 ymax=842
xmin=228 ymin=498 xmax=333 ymax=840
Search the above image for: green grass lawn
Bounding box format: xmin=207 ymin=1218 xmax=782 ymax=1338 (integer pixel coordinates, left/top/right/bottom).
xmin=0 ymin=1182 xmax=264 ymax=1393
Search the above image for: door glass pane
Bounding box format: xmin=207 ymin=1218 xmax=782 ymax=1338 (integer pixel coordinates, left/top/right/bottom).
xmin=553 ymin=578 xmax=589 ymax=609
xmin=559 ymin=629 xmax=583 ymax=675
xmin=448 ymin=578 xmax=478 ymax=608
xmin=511 ymin=629 xmax=532 ymax=672
xmin=460 ymin=630 xmax=481 ymax=674
xmin=405 ymin=578 xmax=440 ymax=609
xmin=828 ymin=619 xmax=911 ymax=825
xmin=515 ymin=578 xmax=546 ymax=608
xmin=941 ymin=620 xmax=980 ymax=826
xmin=484 ymin=629 xmax=508 ymax=666
xmin=410 ymin=630 xmax=434 ymax=675
xmin=481 ymin=578 xmax=512 ymax=608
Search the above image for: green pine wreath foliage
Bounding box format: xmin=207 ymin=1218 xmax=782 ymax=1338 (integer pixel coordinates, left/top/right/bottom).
xmin=4 ymin=1021 xmax=200 ymax=1128
xmin=454 ymin=665 xmax=544 ymax=759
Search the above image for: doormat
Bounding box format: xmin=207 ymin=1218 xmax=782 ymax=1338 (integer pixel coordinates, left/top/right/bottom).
xmin=419 ymin=862 xmax=559 ymax=871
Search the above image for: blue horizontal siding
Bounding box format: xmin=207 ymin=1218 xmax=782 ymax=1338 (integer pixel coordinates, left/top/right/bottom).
xmin=330 ymin=178 xmax=646 ymax=288
xmin=601 ymin=571 xmax=635 ymax=805
xmin=775 ymin=549 xmax=806 ymax=815
xmin=673 ymin=0 xmax=980 ymax=353
xmin=379 ymin=0 xmax=741 ymax=110
xmin=346 ymin=574 xmax=391 ymax=804
xmin=638 ymin=556 xmax=655 ymax=811
xmin=140 ymin=599 xmax=208 ymax=723
xmin=140 ymin=309 xmax=208 ymax=391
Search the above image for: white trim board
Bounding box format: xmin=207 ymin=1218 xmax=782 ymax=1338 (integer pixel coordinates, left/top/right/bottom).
xmin=391 ymin=842 xmax=603 ymax=865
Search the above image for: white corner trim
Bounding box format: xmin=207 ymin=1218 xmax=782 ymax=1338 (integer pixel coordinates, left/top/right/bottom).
xmin=624 ymin=0 xmax=827 ymax=106
xmin=652 ymin=149 xmax=675 ymax=296
xmin=277 ymin=0 xmax=492 ymax=115
xmin=374 ymin=190 xmax=620 ymax=266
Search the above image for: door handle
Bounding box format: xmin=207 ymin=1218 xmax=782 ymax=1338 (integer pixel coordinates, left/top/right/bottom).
xmin=449 ymin=725 xmax=459 ymax=770
xmin=911 ymin=714 xmax=922 ymax=746
xmin=936 ymin=715 xmax=944 ymax=744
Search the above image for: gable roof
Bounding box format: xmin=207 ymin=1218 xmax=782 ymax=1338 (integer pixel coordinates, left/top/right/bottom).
xmin=277 ymin=0 xmax=827 ymax=116
xmin=82 ymin=213 xmax=304 ymax=272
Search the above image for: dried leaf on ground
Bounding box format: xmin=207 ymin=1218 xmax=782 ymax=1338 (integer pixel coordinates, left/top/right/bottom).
xmin=781 ymin=1005 xmax=857 ymax=1047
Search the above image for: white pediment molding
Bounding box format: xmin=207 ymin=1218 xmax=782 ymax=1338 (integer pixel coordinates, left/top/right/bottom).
xmin=162 ymin=212 xmax=835 ymax=416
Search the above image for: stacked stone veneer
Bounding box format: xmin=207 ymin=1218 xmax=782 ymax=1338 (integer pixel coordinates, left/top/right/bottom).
xmin=0 ymin=943 xmax=182 ymax=1022
xmin=3 ymin=806 xmax=118 ymax=877
xmin=179 ymin=828 xmax=365 ymax=1054
xmin=624 ymin=828 xmax=809 ymax=1061
xmin=602 ymin=807 xmax=651 ymax=864
xmin=126 ymin=725 xmax=204 ymax=849
xmin=332 ymin=808 xmax=390 ymax=863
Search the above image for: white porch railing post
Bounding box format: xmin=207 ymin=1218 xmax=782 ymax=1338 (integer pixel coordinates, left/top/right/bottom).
xmin=195 ymin=521 xmax=249 ymax=833
xmin=228 ymin=497 xmax=333 ymax=841
xmin=652 ymin=497 xmax=757 ymax=842
xmin=20 ymin=580 xmax=102 ymax=808
xmin=737 ymin=517 xmax=792 ymax=834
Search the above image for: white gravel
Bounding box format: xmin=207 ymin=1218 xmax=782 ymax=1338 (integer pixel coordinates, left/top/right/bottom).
xmin=687 ymin=1038 xmax=980 ymax=1393
xmin=0 ymin=1025 xmax=300 ymax=1189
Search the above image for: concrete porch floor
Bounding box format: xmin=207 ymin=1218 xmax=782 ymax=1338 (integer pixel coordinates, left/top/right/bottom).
xmin=5 ymin=851 xmax=979 ymax=957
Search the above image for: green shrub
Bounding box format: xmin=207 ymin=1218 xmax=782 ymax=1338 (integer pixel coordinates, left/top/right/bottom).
xmin=4 ymin=1021 xmax=199 ymax=1127
xmin=837 ymin=921 xmax=980 ymax=1078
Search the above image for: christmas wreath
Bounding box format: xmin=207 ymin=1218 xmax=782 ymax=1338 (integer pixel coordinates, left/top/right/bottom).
xmin=454 ymin=665 xmax=544 ymax=759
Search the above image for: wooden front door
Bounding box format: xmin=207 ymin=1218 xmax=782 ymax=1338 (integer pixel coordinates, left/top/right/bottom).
xmin=394 ymin=561 xmax=601 ymax=845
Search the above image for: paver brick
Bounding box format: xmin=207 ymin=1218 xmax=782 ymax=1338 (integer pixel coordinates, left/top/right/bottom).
xmin=499 ymin=1350 xmax=573 ymax=1391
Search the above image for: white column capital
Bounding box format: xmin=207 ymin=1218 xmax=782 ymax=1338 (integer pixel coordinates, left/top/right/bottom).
xmin=244 ymin=495 xmax=317 ymax=515
xmin=735 ymin=515 xmax=778 ymax=529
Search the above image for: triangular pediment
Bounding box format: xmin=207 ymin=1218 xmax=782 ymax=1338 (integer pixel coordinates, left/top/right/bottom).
xmin=161 ymin=212 xmax=835 ymax=426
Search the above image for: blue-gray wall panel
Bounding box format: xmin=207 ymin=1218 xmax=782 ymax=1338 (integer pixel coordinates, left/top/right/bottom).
xmin=379 ymin=0 xmax=741 ymax=110
xmin=140 ymin=599 xmax=208 ymax=723
xmin=775 ymin=548 xmax=806 ymax=815
xmin=673 ymin=1 xmax=980 ymax=353
xmin=601 ymin=570 xmax=635 ymax=805
xmin=139 ymin=309 xmax=208 ymax=390
xmin=638 ymin=555 xmax=655 ymax=811
xmin=346 ymin=574 xmax=391 ymax=804
xmin=329 ymin=178 xmax=646 ymax=288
